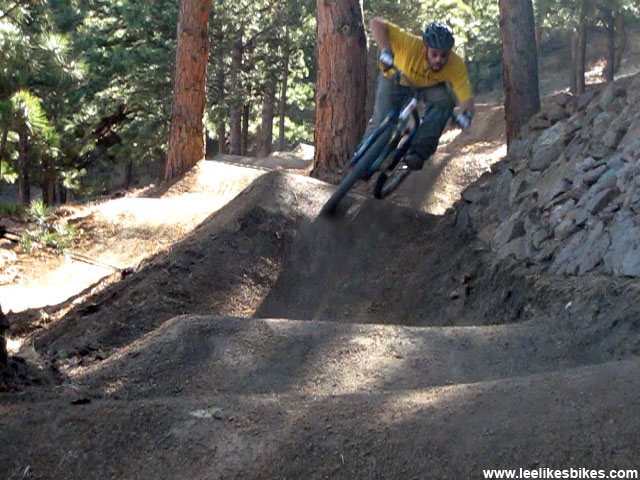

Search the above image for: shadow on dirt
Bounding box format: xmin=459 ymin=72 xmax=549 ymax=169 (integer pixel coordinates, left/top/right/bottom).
xmin=4 ymin=164 xmax=640 ymax=479
xmin=17 ymin=170 xmax=640 ymax=376
xmin=17 ymin=170 xmax=633 ymax=398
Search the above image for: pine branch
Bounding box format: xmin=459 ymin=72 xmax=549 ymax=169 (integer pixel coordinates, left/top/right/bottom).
xmin=0 ymin=2 xmax=20 ymax=21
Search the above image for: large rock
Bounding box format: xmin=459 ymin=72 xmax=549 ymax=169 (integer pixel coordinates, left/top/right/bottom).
xmin=627 ymin=76 xmax=640 ymax=105
xmin=551 ymin=229 xmax=588 ymax=275
xmin=549 ymin=199 xmax=576 ymax=228
xmin=493 ymin=216 xmax=526 ymax=248
xmin=509 ymin=170 xmax=540 ymax=206
xmin=592 ymin=111 xmax=616 ymax=139
xmin=578 ymin=222 xmax=610 ymax=275
xmin=604 ymin=213 xmax=640 ymax=276
xmin=577 ymin=89 xmax=597 ymax=110
xmin=497 ymin=236 xmax=529 ymax=261
xmin=599 ymin=82 xmax=625 ymax=110
xmin=530 ymin=121 xmax=568 ymax=171
xmin=585 ymin=188 xmax=619 ymax=215
xmin=581 ymin=164 xmax=607 ymax=186
xmin=587 ymin=143 xmax=615 ymax=160
xmin=536 ymin=153 xmax=582 ymax=207
xmin=552 ymin=221 xmax=611 ymax=276
xmin=618 ymin=118 xmax=640 ymax=154
xmin=602 ymin=129 xmax=623 ymax=149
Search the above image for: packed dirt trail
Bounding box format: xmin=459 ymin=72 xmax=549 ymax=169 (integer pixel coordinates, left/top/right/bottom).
xmin=2 ymin=101 xmax=640 ymax=479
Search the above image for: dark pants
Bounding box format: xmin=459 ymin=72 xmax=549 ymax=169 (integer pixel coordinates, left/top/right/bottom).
xmin=363 ymin=74 xmax=456 ymax=160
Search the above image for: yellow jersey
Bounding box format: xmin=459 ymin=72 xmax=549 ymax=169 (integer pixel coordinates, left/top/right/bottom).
xmin=385 ymin=21 xmax=472 ymax=103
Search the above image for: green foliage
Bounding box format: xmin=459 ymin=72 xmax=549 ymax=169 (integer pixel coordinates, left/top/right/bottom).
xmin=0 ymin=201 xmax=21 ymax=216
xmin=20 ymin=199 xmax=76 ymax=252
xmin=208 ymin=0 xmax=317 ymax=151
xmin=11 ymin=90 xmax=49 ymax=135
xmin=26 ymin=199 xmax=52 ymax=226
xmin=41 ymin=222 xmax=77 ymax=250
xmin=1 ymin=0 xmax=177 ymax=200
xmin=0 ymin=0 xmax=637 ymax=201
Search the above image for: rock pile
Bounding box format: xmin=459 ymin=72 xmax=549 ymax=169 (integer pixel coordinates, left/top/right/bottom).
xmin=456 ymin=73 xmax=640 ymax=277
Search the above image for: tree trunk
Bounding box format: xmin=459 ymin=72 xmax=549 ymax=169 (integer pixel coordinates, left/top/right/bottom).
xmin=123 ymin=160 xmax=134 ymax=189
xmin=17 ymin=123 xmax=30 ymax=206
xmin=228 ymin=37 xmax=243 ymax=155
xmin=258 ymin=78 xmax=276 ymax=157
xmin=217 ymin=122 xmax=226 ymax=154
xmin=312 ymin=0 xmax=367 ymax=180
xmin=601 ymin=7 xmax=615 ymax=83
xmin=0 ymin=125 xmax=7 ymax=194
xmin=164 ymin=0 xmax=212 ymax=182
xmin=614 ymin=11 xmax=626 ymax=74
xmin=570 ymin=30 xmax=578 ymax=94
xmin=0 ymin=305 xmax=8 ymax=368
xmin=42 ymin=178 xmax=56 ymax=206
xmin=215 ymin=47 xmax=227 ymax=154
xmin=576 ymin=0 xmax=587 ymax=95
xmin=499 ymin=0 xmax=540 ymax=150
xmin=241 ymin=102 xmax=250 ymax=155
xmin=278 ymin=28 xmax=290 ymax=151
xmin=58 ymin=182 xmax=67 ymax=204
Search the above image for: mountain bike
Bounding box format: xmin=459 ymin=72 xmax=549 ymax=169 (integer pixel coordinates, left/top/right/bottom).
xmin=320 ymin=66 xmax=466 ymax=215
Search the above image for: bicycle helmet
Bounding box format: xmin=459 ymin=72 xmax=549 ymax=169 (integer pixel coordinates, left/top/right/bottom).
xmin=423 ymin=22 xmax=454 ymax=50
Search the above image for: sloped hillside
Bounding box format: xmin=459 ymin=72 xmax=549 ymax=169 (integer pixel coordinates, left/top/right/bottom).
xmin=456 ymin=73 xmax=640 ymax=277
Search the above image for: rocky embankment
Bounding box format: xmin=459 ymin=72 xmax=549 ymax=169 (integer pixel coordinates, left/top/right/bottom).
xmin=456 ymin=73 xmax=640 ymax=276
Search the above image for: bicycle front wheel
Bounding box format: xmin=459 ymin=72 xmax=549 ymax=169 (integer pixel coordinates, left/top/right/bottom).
xmin=320 ymin=123 xmax=395 ymax=215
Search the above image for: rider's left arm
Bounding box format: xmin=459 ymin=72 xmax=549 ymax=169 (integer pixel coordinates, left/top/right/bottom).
xmin=458 ymin=97 xmax=475 ymax=116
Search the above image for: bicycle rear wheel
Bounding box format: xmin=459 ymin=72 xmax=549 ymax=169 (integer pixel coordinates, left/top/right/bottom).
xmin=373 ymin=164 xmax=411 ymax=199
xmin=320 ymin=123 xmax=395 ymax=215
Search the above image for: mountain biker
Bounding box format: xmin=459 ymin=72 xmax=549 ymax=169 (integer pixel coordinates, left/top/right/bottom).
xmin=365 ymin=18 xmax=475 ymax=171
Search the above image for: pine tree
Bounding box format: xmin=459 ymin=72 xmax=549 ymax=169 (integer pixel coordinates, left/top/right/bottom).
xmin=312 ymin=0 xmax=367 ymax=179
xmin=499 ymin=0 xmax=540 ymax=148
xmin=165 ymin=0 xmax=212 ymax=181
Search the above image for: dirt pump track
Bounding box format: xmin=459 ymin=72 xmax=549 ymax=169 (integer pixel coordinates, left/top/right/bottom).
xmin=2 ymin=110 xmax=640 ymax=477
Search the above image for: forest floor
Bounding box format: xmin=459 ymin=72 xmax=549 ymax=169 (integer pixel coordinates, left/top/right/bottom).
xmin=2 ymin=96 xmax=640 ymax=478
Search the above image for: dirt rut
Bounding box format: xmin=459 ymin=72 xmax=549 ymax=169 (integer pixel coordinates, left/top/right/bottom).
xmin=2 ymin=169 xmax=640 ymax=479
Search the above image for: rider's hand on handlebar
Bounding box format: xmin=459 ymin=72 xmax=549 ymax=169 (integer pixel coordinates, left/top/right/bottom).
xmin=454 ymin=111 xmax=473 ymax=129
xmin=378 ymin=48 xmax=394 ymax=71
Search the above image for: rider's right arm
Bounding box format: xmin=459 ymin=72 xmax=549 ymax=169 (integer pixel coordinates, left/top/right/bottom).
xmin=369 ymin=18 xmax=391 ymax=51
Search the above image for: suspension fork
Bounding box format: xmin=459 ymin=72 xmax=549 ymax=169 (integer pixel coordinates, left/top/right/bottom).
xmin=349 ymin=110 xmax=399 ymax=167
xmin=369 ymin=106 xmax=420 ymax=175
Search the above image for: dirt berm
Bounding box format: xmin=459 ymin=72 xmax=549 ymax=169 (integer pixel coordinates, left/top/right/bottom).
xmin=2 ymin=166 xmax=640 ymax=479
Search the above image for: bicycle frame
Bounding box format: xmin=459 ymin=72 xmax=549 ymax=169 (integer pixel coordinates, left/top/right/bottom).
xmin=368 ymin=99 xmax=421 ymax=176
xmin=350 ymin=69 xmax=421 ymax=174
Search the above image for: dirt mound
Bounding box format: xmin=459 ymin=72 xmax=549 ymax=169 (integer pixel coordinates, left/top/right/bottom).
xmin=213 ymin=141 xmax=313 ymax=173
xmin=13 ymin=165 xmax=638 ymax=388
xmin=72 ymin=314 xmax=618 ymax=400
xmin=2 ymin=354 xmax=640 ymax=479
xmin=30 ymin=172 xmax=319 ymax=359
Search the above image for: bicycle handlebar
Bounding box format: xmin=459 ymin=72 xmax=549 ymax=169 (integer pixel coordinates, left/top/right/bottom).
xmin=384 ymin=65 xmax=418 ymax=90
xmin=385 ymin=64 xmax=472 ymax=129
